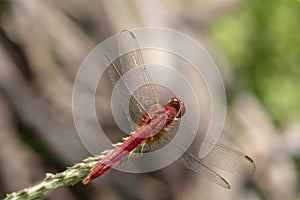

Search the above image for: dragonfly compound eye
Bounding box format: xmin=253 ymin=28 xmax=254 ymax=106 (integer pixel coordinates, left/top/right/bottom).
xmin=167 ymin=97 xmax=186 ymax=118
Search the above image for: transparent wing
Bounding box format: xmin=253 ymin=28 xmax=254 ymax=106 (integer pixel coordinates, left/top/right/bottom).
xmin=143 ymin=120 xmax=255 ymax=188
xmin=177 ymin=121 xmax=255 ymax=175
xmin=183 ymin=152 xmax=230 ymax=189
xmin=106 ymin=30 xmax=159 ymax=128
xmin=199 ymin=138 xmax=255 ymax=175
xmin=155 ymin=125 xmax=231 ymax=189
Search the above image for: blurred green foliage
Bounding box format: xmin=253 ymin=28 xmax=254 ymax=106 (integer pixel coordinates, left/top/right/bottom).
xmin=209 ymin=0 xmax=300 ymax=124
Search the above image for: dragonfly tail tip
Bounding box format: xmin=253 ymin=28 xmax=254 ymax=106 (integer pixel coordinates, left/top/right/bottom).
xmin=82 ymin=177 xmax=91 ymax=185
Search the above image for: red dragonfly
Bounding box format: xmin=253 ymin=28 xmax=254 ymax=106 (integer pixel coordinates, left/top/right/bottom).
xmin=83 ymin=30 xmax=255 ymax=189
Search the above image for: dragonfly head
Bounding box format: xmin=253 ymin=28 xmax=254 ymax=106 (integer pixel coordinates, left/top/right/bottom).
xmin=167 ymin=97 xmax=186 ymax=118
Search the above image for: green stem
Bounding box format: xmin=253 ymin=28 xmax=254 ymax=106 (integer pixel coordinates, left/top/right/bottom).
xmin=4 ymin=135 xmax=142 ymax=200
xmin=4 ymin=155 xmax=106 ymax=200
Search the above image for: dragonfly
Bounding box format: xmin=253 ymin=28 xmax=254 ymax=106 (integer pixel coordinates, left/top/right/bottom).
xmin=82 ymin=30 xmax=255 ymax=189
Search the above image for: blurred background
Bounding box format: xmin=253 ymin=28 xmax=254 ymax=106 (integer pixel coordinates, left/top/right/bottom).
xmin=0 ymin=0 xmax=299 ymax=200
